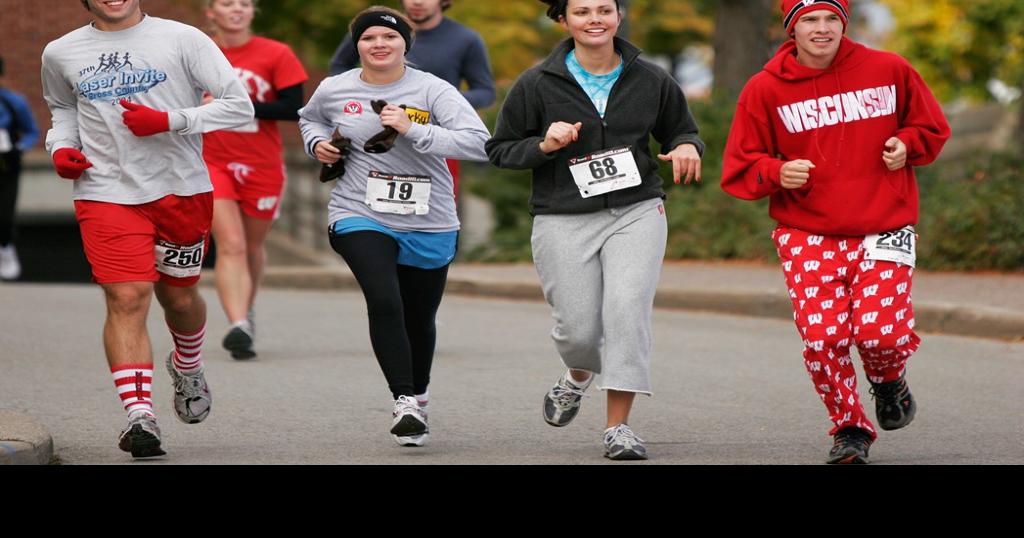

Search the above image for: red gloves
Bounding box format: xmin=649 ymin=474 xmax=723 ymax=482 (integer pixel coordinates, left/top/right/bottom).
xmin=120 ymin=99 xmax=170 ymax=137
xmin=53 ymin=148 xmax=93 ymax=180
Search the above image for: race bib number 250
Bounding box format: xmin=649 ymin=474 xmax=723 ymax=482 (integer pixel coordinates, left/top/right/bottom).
xmin=154 ymin=239 xmax=204 ymax=278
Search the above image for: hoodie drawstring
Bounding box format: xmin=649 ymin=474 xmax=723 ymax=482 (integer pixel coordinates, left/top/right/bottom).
xmin=811 ymin=76 xmax=827 ymax=165
xmin=834 ymin=68 xmax=846 ymax=168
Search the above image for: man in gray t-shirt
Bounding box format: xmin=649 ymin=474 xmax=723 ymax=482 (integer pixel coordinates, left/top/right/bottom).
xmin=41 ymin=0 xmax=253 ymax=459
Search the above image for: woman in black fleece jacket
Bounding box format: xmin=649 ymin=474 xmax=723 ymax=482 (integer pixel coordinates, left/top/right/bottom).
xmin=485 ymin=0 xmax=704 ymax=461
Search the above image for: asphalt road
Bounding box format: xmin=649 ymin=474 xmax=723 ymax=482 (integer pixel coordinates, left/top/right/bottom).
xmin=1 ymin=283 xmax=1021 ymax=464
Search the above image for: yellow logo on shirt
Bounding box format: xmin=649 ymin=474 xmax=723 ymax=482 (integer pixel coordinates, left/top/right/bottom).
xmin=405 ymin=107 xmax=431 ymax=125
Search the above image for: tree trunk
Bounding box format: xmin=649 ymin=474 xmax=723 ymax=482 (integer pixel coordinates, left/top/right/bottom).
xmin=712 ymin=0 xmax=773 ymax=98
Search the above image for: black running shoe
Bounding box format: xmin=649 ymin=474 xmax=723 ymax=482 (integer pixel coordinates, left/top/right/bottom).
xmin=223 ymin=324 xmax=256 ymax=360
xmin=827 ymin=427 xmax=873 ymax=464
xmin=870 ymin=374 xmax=917 ymax=431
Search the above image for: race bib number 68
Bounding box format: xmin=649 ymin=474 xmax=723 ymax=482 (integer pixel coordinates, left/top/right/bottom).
xmin=568 ymin=146 xmax=642 ymax=198
xmin=155 ymin=239 xmax=204 ymax=278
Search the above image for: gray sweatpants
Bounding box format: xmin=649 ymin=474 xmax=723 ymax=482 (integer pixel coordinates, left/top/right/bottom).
xmin=531 ymin=197 xmax=667 ymax=395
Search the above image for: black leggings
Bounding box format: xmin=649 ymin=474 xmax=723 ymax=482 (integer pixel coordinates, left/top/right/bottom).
xmin=0 ymin=152 xmax=21 ymax=246
xmin=329 ymin=230 xmax=449 ymax=399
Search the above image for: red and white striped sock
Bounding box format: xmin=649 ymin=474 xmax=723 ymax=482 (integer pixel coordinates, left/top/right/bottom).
xmin=112 ymin=364 xmax=154 ymax=418
xmin=169 ymin=324 xmax=205 ymax=375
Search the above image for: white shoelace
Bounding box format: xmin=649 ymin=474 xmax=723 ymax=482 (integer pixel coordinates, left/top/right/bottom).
xmin=394 ymin=396 xmax=424 ymax=420
xmin=176 ymin=370 xmax=207 ymax=399
xmin=550 ymin=384 xmax=587 ymax=409
xmin=606 ymin=425 xmax=644 ymax=448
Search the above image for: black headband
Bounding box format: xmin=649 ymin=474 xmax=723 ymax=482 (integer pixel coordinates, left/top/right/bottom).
xmin=351 ymin=11 xmax=413 ymax=53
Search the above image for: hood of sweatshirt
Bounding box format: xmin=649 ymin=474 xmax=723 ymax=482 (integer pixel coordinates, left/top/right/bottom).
xmin=764 ymin=37 xmax=871 ymax=81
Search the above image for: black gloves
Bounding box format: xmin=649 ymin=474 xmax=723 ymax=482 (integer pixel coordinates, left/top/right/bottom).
xmin=319 ymin=128 xmax=353 ymax=182
xmin=364 ymin=99 xmax=406 ymax=154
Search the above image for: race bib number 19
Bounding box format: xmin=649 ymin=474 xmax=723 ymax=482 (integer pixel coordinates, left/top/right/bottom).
xmin=568 ymin=146 xmax=642 ymax=198
xmin=863 ymin=225 xmax=916 ymax=267
xmin=364 ymin=171 xmax=431 ymax=215
xmin=155 ymin=239 xmax=204 ymax=278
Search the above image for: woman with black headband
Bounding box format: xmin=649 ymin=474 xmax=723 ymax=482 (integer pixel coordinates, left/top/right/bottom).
xmin=299 ymin=6 xmax=490 ymax=448
xmin=486 ymin=0 xmax=704 ymax=460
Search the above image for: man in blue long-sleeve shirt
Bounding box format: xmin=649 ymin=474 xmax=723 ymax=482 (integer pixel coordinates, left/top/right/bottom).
xmin=328 ymin=0 xmax=495 ymax=197
xmin=329 ymin=0 xmax=495 ymax=108
xmin=0 ymin=55 xmax=40 ymax=280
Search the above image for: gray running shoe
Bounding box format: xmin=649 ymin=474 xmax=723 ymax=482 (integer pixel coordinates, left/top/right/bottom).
xmin=603 ymin=424 xmax=648 ymax=461
xmin=542 ymin=371 xmax=591 ymax=427
xmin=391 ymin=395 xmax=428 ymax=446
xmin=118 ymin=413 xmax=166 ymax=458
xmin=165 ymin=352 xmax=212 ymax=424
xmin=223 ymin=322 xmax=255 ymax=360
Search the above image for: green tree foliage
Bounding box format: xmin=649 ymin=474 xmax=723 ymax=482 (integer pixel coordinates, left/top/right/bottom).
xmin=248 ymin=0 xmax=561 ymax=78
xmin=446 ymin=1 xmax=563 ymax=83
xmin=880 ymin=0 xmax=1024 ymax=101
xmin=250 ymin=0 xmax=370 ymax=67
xmin=628 ymin=0 xmax=713 ymax=56
xmin=917 ymin=151 xmax=1024 ymax=270
xmin=248 ymin=0 xmax=714 ymax=80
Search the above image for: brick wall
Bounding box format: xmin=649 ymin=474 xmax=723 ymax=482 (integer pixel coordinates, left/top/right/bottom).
xmin=1 ymin=0 xmax=206 ymax=157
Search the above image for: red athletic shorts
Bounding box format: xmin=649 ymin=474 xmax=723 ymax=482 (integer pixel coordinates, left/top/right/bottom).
xmin=74 ymin=193 xmax=213 ymax=287
xmin=207 ymin=159 xmax=286 ymax=220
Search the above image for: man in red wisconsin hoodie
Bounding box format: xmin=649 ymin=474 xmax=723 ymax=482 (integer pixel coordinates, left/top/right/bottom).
xmin=721 ymin=0 xmax=950 ymax=464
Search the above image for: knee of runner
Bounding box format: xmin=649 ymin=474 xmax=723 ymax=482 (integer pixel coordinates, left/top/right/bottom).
xmin=365 ymin=296 xmax=404 ymax=318
xmin=244 ymin=239 xmax=267 ymax=257
xmin=852 ymin=325 xmax=915 ymax=355
xmin=554 ymin=326 xmax=602 ymax=356
xmin=214 ymin=236 xmax=248 ymax=257
xmin=801 ymin=327 xmax=854 ymax=354
xmin=103 ymin=284 xmax=152 ymax=314
xmin=156 ymin=286 xmax=203 ymax=315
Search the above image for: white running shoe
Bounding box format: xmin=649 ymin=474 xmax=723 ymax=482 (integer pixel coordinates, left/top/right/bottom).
xmin=118 ymin=413 xmax=166 ymax=458
xmin=391 ymin=395 xmax=428 ymax=447
xmin=165 ymin=352 xmax=212 ymax=424
xmin=603 ymin=423 xmax=648 ymax=461
xmin=0 ymin=244 xmax=21 ymax=280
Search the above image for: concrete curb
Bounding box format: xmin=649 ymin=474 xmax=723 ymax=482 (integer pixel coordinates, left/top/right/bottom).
xmin=246 ymin=265 xmax=1024 ymax=342
xmin=0 ymin=411 xmax=54 ymax=465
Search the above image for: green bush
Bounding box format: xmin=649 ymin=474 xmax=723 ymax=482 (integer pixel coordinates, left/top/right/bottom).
xmin=661 ymin=93 xmax=777 ymax=261
xmin=917 ymin=151 xmax=1024 ymax=271
xmin=461 ymin=83 xmax=535 ymax=262
xmin=463 ymin=85 xmax=1024 ymax=271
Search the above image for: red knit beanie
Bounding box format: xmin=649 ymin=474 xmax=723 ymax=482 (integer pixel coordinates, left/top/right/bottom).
xmin=781 ymin=0 xmax=850 ymax=35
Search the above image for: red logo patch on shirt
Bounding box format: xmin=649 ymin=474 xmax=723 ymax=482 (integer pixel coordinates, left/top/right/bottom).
xmin=344 ymin=101 xmax=363 ymax=116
